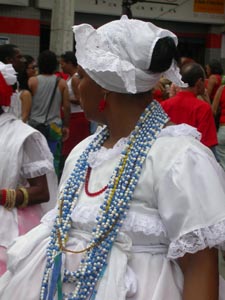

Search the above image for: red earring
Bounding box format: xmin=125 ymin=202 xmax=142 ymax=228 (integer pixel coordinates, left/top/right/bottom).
xmin=98 ymin=94 xmax=107 ymax=112
xmin=98 ymin=99 xmax=107 ymax=112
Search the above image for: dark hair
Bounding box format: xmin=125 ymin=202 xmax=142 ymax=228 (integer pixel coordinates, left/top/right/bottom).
xmin=208 ymin=59 xmax=223 ymax=75
xmin=181 ymin=62 xmax=205 ymax=87
xmin=17 ymin=54 xmax=35 ymax=90
xmin=149 ymin=37 xmax=180 ymax=73
xmin=60 ymin=51 xmax=77 ymax=67
xmin=0 ymin=44 xmax=18 ymax=63
xmin=24 ymin=54 xmax=35 ymax=68
xmin=38 ymin=50 xmax=58 ymax=74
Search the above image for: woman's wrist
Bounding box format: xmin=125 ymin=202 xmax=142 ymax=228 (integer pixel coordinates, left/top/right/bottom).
xmin=0 ymin=188 xmax=29 ymax=209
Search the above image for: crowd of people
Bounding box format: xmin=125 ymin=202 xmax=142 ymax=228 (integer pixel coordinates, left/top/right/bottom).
xmin=0 ymin=15 xmax=225 ymax=300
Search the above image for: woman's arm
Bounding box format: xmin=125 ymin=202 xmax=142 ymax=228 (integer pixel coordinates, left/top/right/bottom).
xmin=212 ymin=85 xmax=224 ymax=115
xmin=28 ymin=76 xmax=38 ymax=96
xmin=178 ymin=247 xmax=219 ymax=300
xmin=206 ymin=75 xmax=218 ymax=100
xmin=20 ymin=90 xmax=32 ymax=122
xmin=59 ymin=79 xmax=70 ymax=141
xmin=0 ymin=174 xmax=49 ymax=208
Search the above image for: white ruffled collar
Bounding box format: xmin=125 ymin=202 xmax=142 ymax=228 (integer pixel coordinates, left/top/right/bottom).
xmin=87 ymin=137 xmax=128 ymax=168
xmin=158 ymin=123 xmax=201 ymax=140
xmin=87 ymin=124 xmax=201 ymax=168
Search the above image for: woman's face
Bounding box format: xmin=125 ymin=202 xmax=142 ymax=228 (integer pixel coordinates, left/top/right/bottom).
xmin=76 ymin=66 xmax=105 ymax=122
xmin=59 ymin=58 xmax=69 ymax=74
xmin=26 ymin=61 xmax=37 ymax=78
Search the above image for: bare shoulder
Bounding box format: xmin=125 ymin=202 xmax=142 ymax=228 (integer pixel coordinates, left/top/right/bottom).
xmin=20 ymin=89 xmax=32 ymax=97
xmin=28 ymin=76 xmax=38 ymax=90
xmin=28 ymin=76 xmax=38 ymax=85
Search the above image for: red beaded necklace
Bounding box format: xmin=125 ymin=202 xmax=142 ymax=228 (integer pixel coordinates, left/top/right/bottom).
xmin=85 ymin=166 xmax=108 ymax=197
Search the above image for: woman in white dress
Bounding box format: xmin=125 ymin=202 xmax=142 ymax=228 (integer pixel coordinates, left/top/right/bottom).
xmin=1 ymin=16 xmax=225 ymax=300
xmin=0 ymin=62 xmax=58 ymax=276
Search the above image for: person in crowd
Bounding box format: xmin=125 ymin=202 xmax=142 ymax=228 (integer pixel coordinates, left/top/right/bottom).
xmin=28 ymin=50 xmax=70 ymax=178
xmin=0 ymin=46 xmax=36 ymax=122
xmin=0 ymin=43 xmax=24 ymax=73
xmin=59 ymin=51 xmax=90 ymax=165
xmin=24 ymin=54 xmax=38 ymax=79
xmin=205 ymin=59 xmax=223 ymax=103
xmin=0 ymin=62 xmax=58 ymax=276
xmin=212 ymin=84 xmax=225 ymax=170
xmin=15 ymin=55 xmax=37 ymax=122
xmin=161 ymin=62 xmax=218 ymax=154
xmin=168 ymin=57 xmax=211 ymax=104
xmin=1 ymin=16 xmax=225 ymax=300
xmin=168 ymin=56 xmax=194 ymax=98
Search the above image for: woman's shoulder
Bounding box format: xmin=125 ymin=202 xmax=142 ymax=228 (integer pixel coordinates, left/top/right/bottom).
xmin=149 ymin=124 xmax=209 ymax=173
xmin=20 ymin=89 xmax=32 ymax=98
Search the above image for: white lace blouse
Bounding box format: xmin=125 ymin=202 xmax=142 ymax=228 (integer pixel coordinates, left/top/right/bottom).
xmin=43 ymin=124 xmax=225 ymax=259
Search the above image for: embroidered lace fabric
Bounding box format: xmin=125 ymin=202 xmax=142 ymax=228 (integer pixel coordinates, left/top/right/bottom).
xmin=73 ymin=16 xmax=187 ymax=94
xmin=168 ymin=219 xmax=225 ymax=259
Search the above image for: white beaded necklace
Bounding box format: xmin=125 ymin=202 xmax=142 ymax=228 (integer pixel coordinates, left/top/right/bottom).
xmin=40 ymin=100 xmax=168 ymax=300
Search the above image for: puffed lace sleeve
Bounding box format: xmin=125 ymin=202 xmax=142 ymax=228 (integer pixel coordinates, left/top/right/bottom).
xmin=156 ymin=139 xmax=225 ymax=259
xmin=20 ymin=132 xmax=54 ymax=179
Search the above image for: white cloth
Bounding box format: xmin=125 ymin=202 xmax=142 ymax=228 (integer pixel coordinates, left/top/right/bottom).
xmin=0 ymin=113 xmax=58 ymax=248
xmin=67 ymin=76 xmax=82 ymax=113
xmin=0 ymin=62 xmax=17 ymax=85
xmin=73 ymin=15 xmax=186 ymax=94
xmin=8 ymin=90 xmax=22 ymax=119
xmin=1 ymin=124 xmax=225 ymax=299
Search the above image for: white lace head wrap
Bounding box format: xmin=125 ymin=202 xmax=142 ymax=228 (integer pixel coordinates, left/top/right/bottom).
xmin=73 ymin=15 xmax=186 ymax=94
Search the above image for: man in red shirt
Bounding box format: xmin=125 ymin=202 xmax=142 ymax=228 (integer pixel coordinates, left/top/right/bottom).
xmin=161 ymin=63 xmax=218 ymax=152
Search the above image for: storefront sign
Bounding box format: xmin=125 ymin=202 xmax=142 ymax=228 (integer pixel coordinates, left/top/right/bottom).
xmin=194 ymin=0 xmax=225 ymax=14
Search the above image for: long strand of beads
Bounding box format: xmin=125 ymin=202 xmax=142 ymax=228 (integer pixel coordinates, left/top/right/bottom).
xmin=40 ymin=127 xmax=109 ymax=300
xmin=40 ymin=101 xmax=168 ymax=300
xmin=63 ymin=101 xmax=168 ymax=300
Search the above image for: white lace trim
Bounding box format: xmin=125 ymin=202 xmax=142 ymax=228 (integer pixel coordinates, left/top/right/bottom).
xmin=168 ymin=219 xmax=225 ymax=259
xmin=22 ymin=160 xmax=54 ymax=178
xmin=72 ymin=206 xmax=167 ymax=236
xmin=42 ymin=205 xmax=166 ymax=237
xmin=122 ymin=211 xmax=166 ymax=236
xmin=158 ymin=124 xmax=201 ymax=140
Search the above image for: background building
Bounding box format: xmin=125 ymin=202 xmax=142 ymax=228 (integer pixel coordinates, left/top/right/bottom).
xmin=0 ymin=0 xmax=224 ymax=69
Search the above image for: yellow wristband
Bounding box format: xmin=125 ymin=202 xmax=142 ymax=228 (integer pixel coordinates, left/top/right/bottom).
xmin=4 ymin=189 xmax=16 ymax=210
xmin=18 ymin=187 xmax=29 ymax=208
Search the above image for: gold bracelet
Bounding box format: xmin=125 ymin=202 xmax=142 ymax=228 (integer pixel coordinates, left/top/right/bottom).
xmin=4 ymin=189 xmax=16 ymax=210
xmin=18 ymin=187 xmax=29 ymax=208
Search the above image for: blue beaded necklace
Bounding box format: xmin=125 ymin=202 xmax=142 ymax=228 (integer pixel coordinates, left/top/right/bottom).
xmin=40 ymin=100 xmax=168 ymax=300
